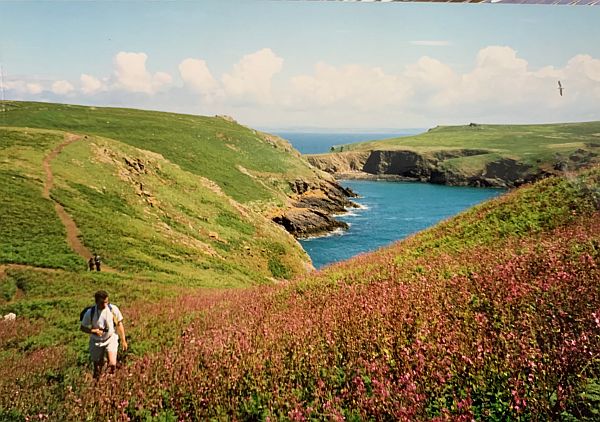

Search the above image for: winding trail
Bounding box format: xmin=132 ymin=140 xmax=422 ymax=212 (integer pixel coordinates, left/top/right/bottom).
xmin=42 ymin=133 xmax=115 ymax=272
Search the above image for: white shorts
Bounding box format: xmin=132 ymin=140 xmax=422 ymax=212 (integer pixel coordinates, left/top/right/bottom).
xmin=89 ymin=334 xmax=118 ymax=362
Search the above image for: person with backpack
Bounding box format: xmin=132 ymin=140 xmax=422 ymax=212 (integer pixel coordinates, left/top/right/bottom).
xmin=80 ymin=290 xmax=128 ymax=378
xmin=93 ymin=254 xmax=101 ymax=272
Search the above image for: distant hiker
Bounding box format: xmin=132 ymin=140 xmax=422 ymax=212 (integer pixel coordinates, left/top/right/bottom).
xmin=88 ymin=257 xmax=95 ymax=271
xmin=94 ymin=254 xmax=101 ymax=272
xmin=80 ymin=290 xmax=128 ymax=378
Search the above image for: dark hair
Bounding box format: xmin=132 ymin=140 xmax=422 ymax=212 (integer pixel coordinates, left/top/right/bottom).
xmin=94 ymin=290 xmax=109 ymax=301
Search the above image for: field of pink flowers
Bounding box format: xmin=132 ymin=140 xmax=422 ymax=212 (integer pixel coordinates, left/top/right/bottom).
xmin=2 ymin=169 xmax=599 ymax=421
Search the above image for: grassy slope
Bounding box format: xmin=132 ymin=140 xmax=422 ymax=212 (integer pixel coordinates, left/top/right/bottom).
xmin=2 ymin=166 xmax=598 ymax=420
xmin=1 ymin=101 xmax=317 ymax=204
xmin=0 ymin=101 xmax=327 ymax=282
xmin=0 ymin=128 xmax=82 ymax=271
xmin=325 ymin=122 xmax=600 ymax=175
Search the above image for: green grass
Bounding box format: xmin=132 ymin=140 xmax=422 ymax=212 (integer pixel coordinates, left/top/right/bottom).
xmin=45 ymin=133 xmax=307 ymax=280
xmin=1 ymin=101 xmax=317 ymax=203
xmin=323 ymin=121 xmax=600 ymax=177
xmin=0 ymin=162 xmax=597 ymax=419
xmin=0 ymin=102 xmax=315 ymax=282
xmin=0 ymin=128 xmax=83 ymax=270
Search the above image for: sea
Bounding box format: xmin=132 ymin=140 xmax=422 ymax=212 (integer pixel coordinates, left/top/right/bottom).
xmin=273 ymin=131 xmax=421 ymax=155
xmin=276 ymin=132 xmax=505 ymax=269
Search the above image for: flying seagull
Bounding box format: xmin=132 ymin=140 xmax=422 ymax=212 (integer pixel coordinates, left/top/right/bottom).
xmin=558 ymin=80 xmax=564 ymax=97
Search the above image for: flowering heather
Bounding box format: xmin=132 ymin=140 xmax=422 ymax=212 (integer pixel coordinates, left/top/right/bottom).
xmin=1 ymin=169 xmax=599 ymax=420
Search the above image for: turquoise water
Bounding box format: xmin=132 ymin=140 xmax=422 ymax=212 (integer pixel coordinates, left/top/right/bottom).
xmin=299 ymin=180 xmax=504 ymax=269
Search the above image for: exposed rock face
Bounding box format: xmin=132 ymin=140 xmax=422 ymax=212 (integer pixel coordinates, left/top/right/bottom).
xmin=272 ymin=178 xmax=358 ymax=238
xmin=362 ymin=150 xmax=434 ymax=179
xmin=308 ymin=148 xmax=598 ymax=189
xmin=482 ymin=159 xmax=531 ymax=186
xmin=306 ymin=152 xmax=370 ymax=174
xmin=273 ymin=209 xmax=347 ymax=238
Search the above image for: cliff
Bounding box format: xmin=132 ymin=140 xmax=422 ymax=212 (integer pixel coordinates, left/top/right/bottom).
xmin=307 ymin=122 xmax=600 ymax=188
xmin=271 ymin=177 xmax=358 ymax=238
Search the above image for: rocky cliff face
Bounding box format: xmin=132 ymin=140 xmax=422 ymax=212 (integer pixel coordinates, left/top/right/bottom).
xmin=271 ymin=178 xmax=358 ymax=238
xmin=308 ymin=149 xmax=598 ymax=188
xmin=362 ymin=150 xmax=434 ymax=179
xmin=306 ymin=152 xmax=370 ymax=174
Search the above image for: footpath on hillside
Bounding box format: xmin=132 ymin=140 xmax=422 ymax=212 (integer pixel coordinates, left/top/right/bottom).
xmin=42 ymin=133 xmax=115 ymax=272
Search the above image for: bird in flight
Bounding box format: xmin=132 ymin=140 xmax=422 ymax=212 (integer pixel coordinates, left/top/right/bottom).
xmin=558 ymin=80 xmax=565 ymax=97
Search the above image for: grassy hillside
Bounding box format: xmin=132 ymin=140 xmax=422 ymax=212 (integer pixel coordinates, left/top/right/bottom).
xmin=0 ymin=125 xmax=308 ymax=284
xmin=2 ymin=164 xmax=598 ymax=420
xmin=1 ymin=101 xmax=317 ymax=204
xmin=320 ymin=122 xmax=600 ymax=181
xmin=0 ymin=101 xmax=344 ymax=282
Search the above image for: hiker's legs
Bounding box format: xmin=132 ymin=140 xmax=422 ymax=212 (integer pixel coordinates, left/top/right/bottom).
xmin=90 ymin=341 xmax=106 ymax=378
xmin=107 ymin=351 xmax=117 ymax=373
xmin=92 ymin=358 xmax=105 ymax=379
xmin=106 ymin=335 xmax=118 ymax=373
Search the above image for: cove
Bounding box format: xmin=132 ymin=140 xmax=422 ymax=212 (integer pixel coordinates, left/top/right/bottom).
xmin=299 ymin=180 xmax=504 ymax=269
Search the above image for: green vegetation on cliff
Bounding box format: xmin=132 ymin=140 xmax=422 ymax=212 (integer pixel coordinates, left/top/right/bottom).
xmin=335 ymin=121 xmax=600 ymax=159
xmin=315 ymin=122 xmax=600 ymax=186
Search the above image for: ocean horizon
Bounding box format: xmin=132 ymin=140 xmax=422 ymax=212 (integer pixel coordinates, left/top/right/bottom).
xmin=273 ymin=130 xmax=424 ymax=155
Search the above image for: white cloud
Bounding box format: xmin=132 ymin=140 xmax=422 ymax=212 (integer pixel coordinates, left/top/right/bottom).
xmin=113 ymin=52 xmax=172 ymax=94
xmin=4 ymin=80 xmax=44 ymax=95
xmin=5 ymin=46 xmax=600 ymax=128
xmin=287 ymin=62 xmax=411 ymax=111
xmin=80 ymin=73 xmax=104 ymax=94
xmin=179 ymin=58 xmax=219 ymax=95
xmin=280 ymin=45 xmax=600 ymax=126
xmin=26 ymin=83 xmax=43 ymax=94
xmin=431 ymin=46 xmax=552 ymax=109
xmin=222 ymin=48 xmax=283 ymax=104
xmin=410 ymin=40 xmax=451 ymax=47
xmin=405 ymin=56 xmax=458 ymax=91
xmin=51 ymin=80 xmax=74 ymax=95
xmin=566 ymin=54 xmax=600 ymax=82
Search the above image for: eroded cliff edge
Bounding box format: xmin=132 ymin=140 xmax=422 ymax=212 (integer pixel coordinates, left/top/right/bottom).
xmin=308 ymin=147 xmax=599 ymax=188
xmin=251 ymin=132 xmax=359 ymax=239
xmin=270 ymin=177 xmax=358 ymax=238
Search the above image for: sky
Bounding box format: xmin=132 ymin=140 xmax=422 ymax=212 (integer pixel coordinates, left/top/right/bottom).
xmin=1 ymin=1 xmax=600 ymax=130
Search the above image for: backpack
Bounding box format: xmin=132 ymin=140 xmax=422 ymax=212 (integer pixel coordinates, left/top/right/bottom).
xmin=79 ymin=304 xmax=119 ymax=328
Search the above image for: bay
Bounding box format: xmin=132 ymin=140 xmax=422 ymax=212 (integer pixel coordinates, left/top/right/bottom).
xmin=300 ymin=180 xmax=504 ymax=269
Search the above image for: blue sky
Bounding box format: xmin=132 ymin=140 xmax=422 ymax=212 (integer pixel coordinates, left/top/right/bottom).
xmin=2 ymin=1 xmax=600 ymax=129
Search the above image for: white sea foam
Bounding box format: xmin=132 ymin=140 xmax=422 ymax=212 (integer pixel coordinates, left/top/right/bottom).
xmin=301 ymin=227 xmax=347 ymax=241
xmin=333 ymin=203 xmax=369 ymax=218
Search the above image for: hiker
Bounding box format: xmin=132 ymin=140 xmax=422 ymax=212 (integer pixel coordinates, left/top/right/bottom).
xmin=88 ymin=257 xmax=94 ymax=271
xmin=94 ymin=254 xmax=101 ymax=272
xmin=80 ymin=290 xmax=128 ymax=378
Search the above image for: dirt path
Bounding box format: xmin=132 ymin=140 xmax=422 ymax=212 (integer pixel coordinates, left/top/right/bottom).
xmin=42 ymin=133 xmax=115 ymax=272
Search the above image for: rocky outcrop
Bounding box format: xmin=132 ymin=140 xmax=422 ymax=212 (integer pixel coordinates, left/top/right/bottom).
xmin=306 ymin=152 xmax=370 ymax=174
xmin=362 ymin=150 xmax=435 ymax=179
xmin=272 ymin=178 xmax=358 ymax=238
xmin=308 ymin=148 xmax=599 ymax=189
xmin=273 ymin=209 xmax=348 ymax=238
